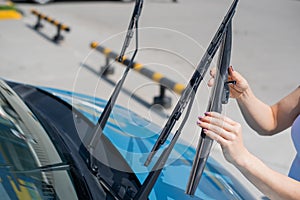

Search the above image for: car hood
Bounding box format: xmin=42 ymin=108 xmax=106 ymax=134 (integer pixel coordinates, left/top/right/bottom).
xmin=42 ymin=87 xmax=254 ymax=200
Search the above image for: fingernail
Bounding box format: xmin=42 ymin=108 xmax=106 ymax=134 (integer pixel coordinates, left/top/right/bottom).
xmin=203 ymin=129 xmax=208 ymax=133
xmin=229 ymin=66 xmax=234 ymax=71
xmin=204 ymin=112 xmax=210 ymax=116
xmin=198 ymin=116 xmax=203 ymax=120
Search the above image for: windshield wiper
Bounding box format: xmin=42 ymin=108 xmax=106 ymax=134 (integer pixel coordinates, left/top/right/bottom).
xmin=98 ymin=177 xmax=123 ymax=200
xmin=136 ymin=0 xmax=239 ymax=198
xmin=3 ymin=161 xmax=123 ymax=200
xmin=5 ymin=162 xmax=70 ymax=173
xmin=134 ymin=96 xmax=194 ymax=200
xmin=186 ymin=17 xmax=234 ymax=196
xmin=87 ymin=0 xmax=143 ymax=171
xmin=144 ymin=0 xmax=239 ymax=167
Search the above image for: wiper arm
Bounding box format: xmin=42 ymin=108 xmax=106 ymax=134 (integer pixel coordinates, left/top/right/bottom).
xmin=134 ymin=93 xmax=195 ymax=200
xmin=7 ymin=162 xmax=70 ymax=173
xmin=144 ymin=0 xmax=238 ymax=167
xmin=87 ymin=0 xmax=143 ymax=170
xmin=135 ymin=1 xmax=239 ymax=198
xmin=98 ymin=177 xmax=122 ymax=200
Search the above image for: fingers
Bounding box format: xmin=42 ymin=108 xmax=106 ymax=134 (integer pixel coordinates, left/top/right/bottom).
xmin=197 ymin=117 xmax=234 ymax=141
xmin=228 ymin=65 xmax=234 ymax=76
xmin=197 ymin=112 xmax=239 ymax=142
xmin=207 ymin=78 xmax=214 ymax=87
xmin=197 ymin=112 xmax=246 ymax=166
xmin=208 ymin=68 xmax=216 ymax=87
xmin=203 ymin=112 xmax=237 ymax=127
xmin=210 ymin=67 xmax=216 ymax=78
xmin=228 ymin=66 xmax=245 ymax=85
xmin=209 ymin=66 xmax=238 ymax=87
xmin=202 ymin=128 xmax=227 ymax=145
xmin=209 ymin=66 xmax=249 ymax=99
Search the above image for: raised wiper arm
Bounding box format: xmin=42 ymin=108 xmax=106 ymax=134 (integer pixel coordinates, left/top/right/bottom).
xmin=87 ymin=0 xmax=143 ymax=171
xmin=9 ymin=162 xmax=70 ymax=174
xmin=144 ymin=0 xmax=238 ymax=167
xmin=134 ymin=94 xmax=195 ymax=200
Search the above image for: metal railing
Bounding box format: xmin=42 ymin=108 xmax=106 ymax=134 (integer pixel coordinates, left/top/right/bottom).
xmin=90 ymin=41 xmax=186 ymax=108
xmin=31 ymin=9 xmax=70 ymax=43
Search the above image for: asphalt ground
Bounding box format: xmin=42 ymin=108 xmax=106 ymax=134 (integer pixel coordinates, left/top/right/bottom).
xmin=1 ymin=0 xmax=300 ymax=198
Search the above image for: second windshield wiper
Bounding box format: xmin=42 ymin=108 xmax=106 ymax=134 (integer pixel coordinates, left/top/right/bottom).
xmin=87 ymin=0 xmax=143 ymax=171
xmin=7 ymin=162 xmax=70 ymax=173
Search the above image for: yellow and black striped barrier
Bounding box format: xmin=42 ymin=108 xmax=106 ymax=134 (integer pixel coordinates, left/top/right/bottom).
xmin=31 ymin=9 xmax=70 ymax=43
xmin=91 ymin=41 xmax=186 ymax=108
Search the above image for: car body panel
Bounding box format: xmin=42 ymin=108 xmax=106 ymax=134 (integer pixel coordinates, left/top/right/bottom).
xmin=42 ymin=86 xmax=255 ymax=200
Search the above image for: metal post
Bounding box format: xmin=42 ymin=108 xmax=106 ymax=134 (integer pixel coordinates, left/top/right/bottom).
xmin=100 ymin=56 xmax=115 ymax=76
xmin=53 ymin=24 xmax=63 ymax=43
xmin=153 ymin=85 xmax=172 ymax=108
xmin=34 ymin=15 xmax=43 ymax=30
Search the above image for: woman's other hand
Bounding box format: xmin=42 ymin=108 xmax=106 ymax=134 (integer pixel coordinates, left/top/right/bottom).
xmin=208 ymin=66 xmax=249 ymax=99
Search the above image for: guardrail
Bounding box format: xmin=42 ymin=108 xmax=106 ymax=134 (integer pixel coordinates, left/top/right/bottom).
xmin=90 ymin=41 xmax=186 ymax=108
xmin=31 ymin=9 xmax=70 ymax=43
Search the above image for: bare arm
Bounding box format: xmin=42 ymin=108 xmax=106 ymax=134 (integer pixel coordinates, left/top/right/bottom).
xmin=209 ymin=67 xmax=300 ymax=135
xmin=237 ymin=150 xmax=300 ymax=200
xmin=197 ymin=112 xmax=300 ymax=200
xmin=236 ymin=85 xmax=300 ymax=135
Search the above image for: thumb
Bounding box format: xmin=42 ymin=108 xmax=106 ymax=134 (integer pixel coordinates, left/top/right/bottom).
xmin=228 ymin=66 xmax=243 ymax=82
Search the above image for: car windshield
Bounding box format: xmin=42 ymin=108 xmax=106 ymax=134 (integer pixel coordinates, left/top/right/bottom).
xmin=0 ymin=81 xmax=78 ymax=199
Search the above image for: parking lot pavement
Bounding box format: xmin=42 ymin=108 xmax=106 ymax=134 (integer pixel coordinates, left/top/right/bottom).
xmin=1 ymin=0 xmax=300 ymax=198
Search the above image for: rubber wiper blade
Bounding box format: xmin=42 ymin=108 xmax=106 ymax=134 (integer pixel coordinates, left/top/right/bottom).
xmin=186 ymin=19 xmax=234 ymax=195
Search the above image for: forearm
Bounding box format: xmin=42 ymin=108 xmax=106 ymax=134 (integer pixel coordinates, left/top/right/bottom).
xmin=236 ymin=87 xmax=276 ymax=135
xmin=198 ymin=112 xmax=300 ymax=199
xmin=236 ymin=151 xmax=300 ymax=200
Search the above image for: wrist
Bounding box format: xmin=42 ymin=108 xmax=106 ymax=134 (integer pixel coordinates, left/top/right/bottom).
xmin=233 ymin=149 xmax=254 ymax=171
xmin=236 ymin=87 xmax=253 ymax=101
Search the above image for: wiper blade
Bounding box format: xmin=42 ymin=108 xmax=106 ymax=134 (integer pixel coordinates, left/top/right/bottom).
xmin=144 ymin=0 xmax=239 ymax=167
xmin=186 ymin=19 xmax=234 ymax=195
xmin=87 ymin=0 xmax=143 ymax=170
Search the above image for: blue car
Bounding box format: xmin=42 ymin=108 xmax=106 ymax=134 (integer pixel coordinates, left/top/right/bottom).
xmin=0 ymin=78 xmax=255 ymax=199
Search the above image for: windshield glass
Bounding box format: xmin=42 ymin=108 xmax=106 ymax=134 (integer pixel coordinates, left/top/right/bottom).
xmin=0 ymin=81 xmax=78 ymax=199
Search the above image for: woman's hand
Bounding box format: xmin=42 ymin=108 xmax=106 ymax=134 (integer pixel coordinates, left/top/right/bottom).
xmin=197 ymin=113 xmax=300 ymax=200
xmin=197 ymin=111 xmax=249 ymax=167
xmin=208 ymin=66 xmax=249 ymax=99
